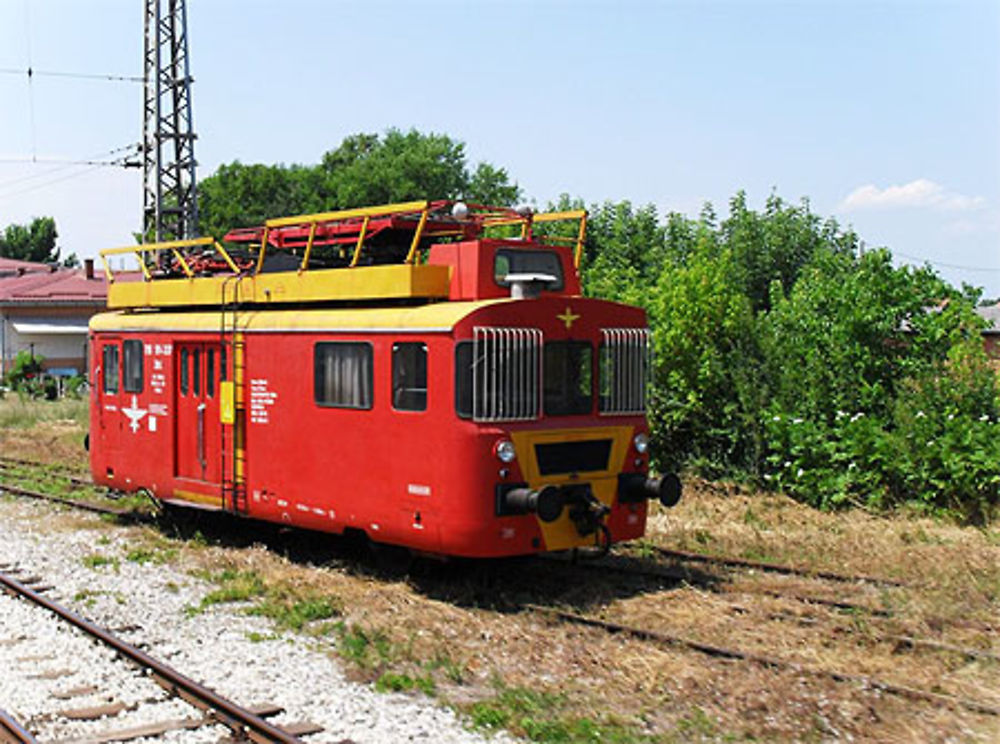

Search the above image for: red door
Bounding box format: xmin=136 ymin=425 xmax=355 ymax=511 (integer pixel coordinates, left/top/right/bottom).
xmin=96 ymin=339 xmax=122 ymax=476
xmin=176 ymin=343 xmax=223 ymax=488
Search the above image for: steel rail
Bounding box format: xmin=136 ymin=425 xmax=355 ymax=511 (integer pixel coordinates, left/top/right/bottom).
xmin=526 ymin=604 xmax=1000 ymax=718
xmin=0 ymin=458 xmax=94 ymax=488
xmin=647 ymin=545 xmax=907 ymax=587
xmin=0 ymin=570 xmax=308 ymax=744
xmin=0 ymin=455 xmax=88 ymax=478
xmin=0 ymin=708 xmax=38 ymax=744
xmin=546 ymin=555 xmax=893 ymax=618
xmin=0 ymin=481 xmax=149 ymax=523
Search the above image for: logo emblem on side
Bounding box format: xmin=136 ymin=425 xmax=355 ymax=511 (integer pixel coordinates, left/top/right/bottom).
xmin=557 ymin=306 xmax=580 ymax=330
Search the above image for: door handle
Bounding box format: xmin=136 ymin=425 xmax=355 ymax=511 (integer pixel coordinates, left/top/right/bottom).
xmin=197 ymin=403 xmax=206 ymax=471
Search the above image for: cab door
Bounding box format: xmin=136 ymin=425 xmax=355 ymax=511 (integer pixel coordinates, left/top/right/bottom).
xmin=176 ymin=343 xmax=222 ymax=487
xmin=96 ymin=339 xmax=122 ymax=471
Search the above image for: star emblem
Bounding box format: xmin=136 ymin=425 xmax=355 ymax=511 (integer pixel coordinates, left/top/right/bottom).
xmin=557 ymin=306 xmax=580 ymax=330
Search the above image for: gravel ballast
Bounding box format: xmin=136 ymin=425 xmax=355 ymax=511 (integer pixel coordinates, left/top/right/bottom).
xmin=0 ymin=497 xmax=515 ymax=743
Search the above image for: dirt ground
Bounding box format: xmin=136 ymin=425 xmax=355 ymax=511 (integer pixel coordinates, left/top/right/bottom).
xmin=2 ymin=405 xmax=999 ymax=742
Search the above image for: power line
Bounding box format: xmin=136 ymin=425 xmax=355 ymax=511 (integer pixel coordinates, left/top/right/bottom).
xmin=0 ymin=145 xmax=140 ymax=199
xmin=893 ymin=251 xmax=1000 ymax=273
xmin=0 ymin=67 xmax=143 ymax=83
xmin=23 ymin=0 xmax=36 ymax=162
xmin=0 ymin=144 xmax=140 ymax=186
xmin=0 ymin=163 xmax=110 ymax=201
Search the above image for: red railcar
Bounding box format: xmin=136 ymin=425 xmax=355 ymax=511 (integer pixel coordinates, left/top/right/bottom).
xmin=89 ymin=201 xmax=679 ymax=557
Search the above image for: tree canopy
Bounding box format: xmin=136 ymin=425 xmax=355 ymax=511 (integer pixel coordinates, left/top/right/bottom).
xmin=197 ymin=129 xmax=521 ymax=238
xmin=0 ymin=216 xmax=61 ymax=264
xmin=192 ymin=127 xmax=1000 ymax=521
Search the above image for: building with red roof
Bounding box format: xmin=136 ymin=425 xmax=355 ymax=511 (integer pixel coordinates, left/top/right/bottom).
xmin=0 ymin=259 xmax=107 ymax=378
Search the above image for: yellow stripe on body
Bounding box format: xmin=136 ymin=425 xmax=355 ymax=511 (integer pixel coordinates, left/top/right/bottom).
xmin=89 ymin=297 xmax=513 ymax=333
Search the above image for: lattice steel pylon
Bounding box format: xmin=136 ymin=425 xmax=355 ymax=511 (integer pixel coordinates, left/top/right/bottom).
xmin=143 ymin=0 xmax=198 ymax=242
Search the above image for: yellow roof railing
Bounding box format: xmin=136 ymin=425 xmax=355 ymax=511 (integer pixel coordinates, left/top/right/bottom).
xmin=100 ymin=237 xmax=242 ymax=283
xmin=484 ymin=208 xmax=588 ymax=267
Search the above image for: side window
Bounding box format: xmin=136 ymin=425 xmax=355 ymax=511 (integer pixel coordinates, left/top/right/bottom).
xmin=193 ymin=349 xmax=201 ymax=396
xmin=123 ymin=340 xmax=144 ymax=393
xmin=206 ymin=349 xmax=215 ymax=398
xmin=102 ymin=345 xmax=120 ymax=394
xmin=180 ymin=348 xmax=189 ymax=395
xmin=392 ymin=342 xmax=427 ymax=411
xmin=454 ymin=341 xmax=472 ymax=418
xmin=314 ymin=342 xmax=373 ymax=409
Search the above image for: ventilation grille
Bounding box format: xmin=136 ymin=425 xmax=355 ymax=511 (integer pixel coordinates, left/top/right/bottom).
xmin=472 ymin=326 xmax=542 ymax=422
xmin=599 ymin=328 xmax=650 ymax=415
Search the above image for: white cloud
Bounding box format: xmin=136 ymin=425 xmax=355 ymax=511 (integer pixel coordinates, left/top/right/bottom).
xmin=839 ymin=178 xmax=987 ymax=213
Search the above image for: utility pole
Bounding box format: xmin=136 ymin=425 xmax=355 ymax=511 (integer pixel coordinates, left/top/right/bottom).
xmin=143 ymin=0 xmax=198 ymax=242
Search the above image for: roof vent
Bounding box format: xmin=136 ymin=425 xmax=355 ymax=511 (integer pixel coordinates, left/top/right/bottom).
xmin=506 ymin=272 xmax=557 ymax=300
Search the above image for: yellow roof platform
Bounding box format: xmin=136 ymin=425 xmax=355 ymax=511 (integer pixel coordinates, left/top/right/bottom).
xmin=105 ymin=262 xmax=451 ymax=310
xmin=99 ymin=201 xmax=587 ymax=310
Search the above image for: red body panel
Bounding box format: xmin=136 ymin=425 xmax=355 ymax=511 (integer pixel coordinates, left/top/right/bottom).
xmin=89 ymin=257 xmax=657 ymax=558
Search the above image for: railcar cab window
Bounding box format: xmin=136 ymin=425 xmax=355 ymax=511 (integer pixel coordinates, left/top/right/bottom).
xmin=392 ymin=342 xmax=427 ymax=411
xmin=494 ymin=249 xmax=564 ymax=291
xmin=544 ymin=341 xmax=593 ymax=415
xmin=180 ymin=348 xmax=189 ymax=395
xmin=123 ymin=340 xmax=143 ymax=393
xmin=314 ymin=342 xmax=373 ymax=409
xmin=102 ymin=346 xmax=119 ymax=394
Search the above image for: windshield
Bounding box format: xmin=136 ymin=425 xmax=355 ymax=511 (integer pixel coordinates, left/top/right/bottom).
xmin=494 ymin=249 xmax=564 ymax=290
xmin=544 ymin=341 xmax=593 ymax=416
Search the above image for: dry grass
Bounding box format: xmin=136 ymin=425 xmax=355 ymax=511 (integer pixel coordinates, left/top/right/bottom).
xmin=3 ymin=405 xmax=999 ymax=742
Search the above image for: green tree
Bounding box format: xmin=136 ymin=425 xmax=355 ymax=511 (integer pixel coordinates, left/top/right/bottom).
xmin=761 ymin=248 xmax=997 ymax=519
xmin=198 ymin=129 xmax=521 ymax=238
xmin=0 ymin=217 xmax=60 ymax=263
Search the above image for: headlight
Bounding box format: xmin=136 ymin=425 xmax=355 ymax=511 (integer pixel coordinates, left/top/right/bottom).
xmin=633 ymin=433 xmax=649 ymax=454
xmin=495 ymin=439 xmax=517 ymax=463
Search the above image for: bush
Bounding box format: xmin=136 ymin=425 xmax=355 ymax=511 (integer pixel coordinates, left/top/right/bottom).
xmin=4 ymin=350 xmax=44 ymax=394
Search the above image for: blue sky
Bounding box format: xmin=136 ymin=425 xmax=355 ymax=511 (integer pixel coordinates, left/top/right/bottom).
xmin=0 ymin=1 xmax=997 ymax=294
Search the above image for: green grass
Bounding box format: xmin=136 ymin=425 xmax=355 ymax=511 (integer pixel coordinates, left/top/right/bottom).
xmin=375 ymin=671 xmax=436 ymax=696
xmin=249 ymin=596 xmax=339 ymax=631
xmin=0 ymin=396 xmax=88 ymax=429
xmin=334 ymin=622 xmax=394 ymax=669
xmin=81 ymin=553 xmax=119 ymax=571
xmin=126 ymin=546 xmax=178 ymax=565
xmin=187 ymin=569 xmax=340 ymax=631
xmin=465 ymin=683 xmax=649 ymax=744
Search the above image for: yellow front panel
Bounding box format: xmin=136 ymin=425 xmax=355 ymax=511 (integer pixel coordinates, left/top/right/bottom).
xmin=509 ymin=426 xmax=633 ymax=551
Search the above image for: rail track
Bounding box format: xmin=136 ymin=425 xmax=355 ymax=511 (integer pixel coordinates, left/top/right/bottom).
xmin=3 ymin=455 xmax=997 ymax=727
xmin=0 ymin=564 xmax=331 ymax=744
xmin=524 ymin=604 xmax=1000 ymax=718
xmin=0 ymin=708 xmax=37 ymax=744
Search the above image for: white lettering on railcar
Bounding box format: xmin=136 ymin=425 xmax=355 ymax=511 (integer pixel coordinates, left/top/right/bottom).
xmin=150 ymin=372 xmax=167 ymax=395
xmin=249 ymin=378 xmax=277 ymax=424
xmin=407 ymin=484 xmax=431 ymax=496
xmin=149 ymin=403 xmax=168 ymax=417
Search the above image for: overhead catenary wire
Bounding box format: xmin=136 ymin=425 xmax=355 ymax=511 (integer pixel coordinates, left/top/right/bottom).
xmin=0 ymin=164 xmax=115 ymax=201
xmin=0 ymin=144 xmax=140 ymax=197
xmin=0 ymin=67 xmax=143 ymax=84
xmin=893 ymin=250 xmax=1000 ymax=274
xmin=23 ymin=0 xmax=36 ymax=162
